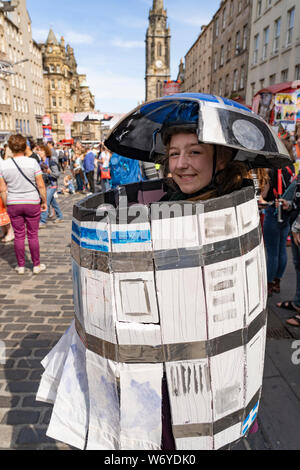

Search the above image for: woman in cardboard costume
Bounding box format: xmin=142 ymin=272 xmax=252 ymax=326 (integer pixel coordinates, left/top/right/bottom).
xmin=36 ymin=94 xmax=291 ymax=450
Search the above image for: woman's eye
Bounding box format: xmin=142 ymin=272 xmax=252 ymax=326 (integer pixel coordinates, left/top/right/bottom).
xmin=169 ymin=152 xmax=179 ymax=158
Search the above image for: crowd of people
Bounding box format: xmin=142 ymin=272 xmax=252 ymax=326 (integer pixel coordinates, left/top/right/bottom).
xmin=0 ymin=136 xmax=162 ymax=276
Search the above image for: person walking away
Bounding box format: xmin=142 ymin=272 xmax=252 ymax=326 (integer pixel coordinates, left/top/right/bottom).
xmin=276 ymin=170 xmax=300 ymax=327
xmin=263 ymin=146 xmax=295 ymax=295
xmin=0 ymin=134 xmax=47 ymax=274
xmin=100 ymin=146 xmax=111 ymax=192
xmin=73 ymin=149 xmax=85 ymax=193
xmin=83 ymin=146 xmax=95 ymax=193
xmin=0 ymin=195 xmax=14 ymax=242
xmin=37 ymin=144 xmax=63 ymax=228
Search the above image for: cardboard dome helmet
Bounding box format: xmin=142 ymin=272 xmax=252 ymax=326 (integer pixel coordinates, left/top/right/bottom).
xmin=105 ymin=93 xmax=291 ymax=169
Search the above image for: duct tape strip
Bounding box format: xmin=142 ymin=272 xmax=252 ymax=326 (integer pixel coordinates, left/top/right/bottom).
xmin=71 ymin=226 xmax=262 ymax=273
xmin=73 ymin=185 xmax=255 ymax=222
xmin=75 ymin=309 xmax=266 ymax=364
xmin=172 ymin=389 xmax=261 ymax=439
xmin=71 ymin=226 xmax=261 ymax=273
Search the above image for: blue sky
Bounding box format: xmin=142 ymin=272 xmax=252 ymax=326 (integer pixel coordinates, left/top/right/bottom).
xmin=27 ymin=0 xmax=221 ymax=114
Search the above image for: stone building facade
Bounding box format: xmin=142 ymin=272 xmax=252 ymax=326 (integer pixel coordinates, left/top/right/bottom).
xmin=0 ymin=0 xmax=44 ymax=141
xmin=145 ymin=0 xmax=171 ymax=102
xmin=246 ymin=0 xmax=300 ymax=105
xmin=183 ymin=22 xmax=213 ymax=94
xmin=210 ymin=0 xmax=252 ymax=101
xmin=41 ymin=29 xmax=97 ymax=143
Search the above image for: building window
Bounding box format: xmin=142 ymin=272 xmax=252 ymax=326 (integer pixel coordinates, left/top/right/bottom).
xmin=52 ymin=96 xmax=56 ymax=107
xmin=235 ymin=31 xmax=241 ymax=54
xmin=218 ymin=78 xmax=223 ymax=96
xmin=156 ymin=80 xmax=162 ymax=97
xmin=273 ymin=17 xmax=281 ymax=52
xmin=225 ymin=74 xmax=230 ymax=95
xmin=243 ymin=25 xmax=248 ymax=50
xmin=281 ymin=69 xmax=288 ymax=82
xmin=233 ymin=69 xmax=238 ymax=91
xmin=286 ymin=8 xmax=295 ymax=45
xmin=230 ymin=0 xmax=234 ymax=17
xmin=240 ymin=65 xmax=245 ymax=89
xmin=215 ymin=18 xmax=219 ymax=38
xmin=157 ymin=42 xmax=162 ymax=57
xmin=214 ymin=52 xmax=218 ymax=71
xmin=262 ymin=26 xmax=269 ymax=60
xmin=49 ymin=64 xmax=55 ymax=73
xmin=257 ymin=0 xmax=262 ymax=17
xmin=227 ymin=39 xmax=231 ymax=61
xmin=222 ymin=8 xmax=226 ymax=29
xmin=27 ymin=120 xmax=30 ymax=134
xmin=269 ymin=73 xmax=276 ymax=85
xmin=51 ymin=79 xmax=55 ymax=90
xmin=260 ymin=78 xmax=265 ymax=89
xmin=253 ymin=34 xmax=259 ymax=65
xmin=220 ymin=45 xmax=224 ymax=66
xmin=295 ymin=65 xmax=300 ymax=80
xmin=53 ymin=114 xmax=57 ymax=124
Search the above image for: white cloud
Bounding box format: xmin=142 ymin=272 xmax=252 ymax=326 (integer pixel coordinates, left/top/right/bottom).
xmin=79 ymin=68 xmax=145 ymax=113
xmin=64 ymin=31 xmax=94 ymax=45
xmin=111 ymin=38 xmax=144 ymax=49
xmin=32 ymin=27 xmax=94 ymax=45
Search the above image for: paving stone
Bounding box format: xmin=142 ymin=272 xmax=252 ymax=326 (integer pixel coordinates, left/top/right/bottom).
xmin=1 ymin=410 xmax=40 ymax=425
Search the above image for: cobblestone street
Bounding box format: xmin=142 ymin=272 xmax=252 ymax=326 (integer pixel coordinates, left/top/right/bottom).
xmin=0 ymin=192 xmax=82 ymax=449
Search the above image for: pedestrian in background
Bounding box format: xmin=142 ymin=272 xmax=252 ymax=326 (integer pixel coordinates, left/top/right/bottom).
xmin=37 ymin=144 xmax=63 ymax=228
xmin=100 ymin=145 xmax=111 ymax=192
xmin=0 ymin=134 xmax=47 ymax=274
xmin=276 ymin=169 xmax=300 ymax=327
xmin=83 ymin=146 xmax=95 ymax=193
xmin=263 ymin=137 xmax=295 ymax=296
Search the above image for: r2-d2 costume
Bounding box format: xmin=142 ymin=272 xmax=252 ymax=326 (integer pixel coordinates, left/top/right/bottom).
xmin=37 ymin=94 xmax=291 ymax=450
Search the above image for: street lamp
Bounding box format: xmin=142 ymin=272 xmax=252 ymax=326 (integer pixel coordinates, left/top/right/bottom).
xmin=0 ymin=1 xmax=19 ymax=12
xmin=0 ymin=58 xmax=29 ymax=76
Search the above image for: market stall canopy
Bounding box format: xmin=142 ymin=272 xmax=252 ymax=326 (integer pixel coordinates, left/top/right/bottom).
xmin=105 ymin=93 xmax=291 ymax=169
xmin=254 ymin=81 xmax=300 ymax=97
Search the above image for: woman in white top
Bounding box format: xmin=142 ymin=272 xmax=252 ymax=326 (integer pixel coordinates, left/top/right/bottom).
xmin=0 ymin=134 xmax=47 ymax=275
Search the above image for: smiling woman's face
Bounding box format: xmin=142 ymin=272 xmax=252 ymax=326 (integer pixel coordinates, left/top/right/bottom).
xmin=168 ymin=132 xmax=214 ymax=194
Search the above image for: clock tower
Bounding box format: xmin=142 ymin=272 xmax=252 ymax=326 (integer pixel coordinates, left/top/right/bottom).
xmin=145 ymin=0 xmax=171 ymax=102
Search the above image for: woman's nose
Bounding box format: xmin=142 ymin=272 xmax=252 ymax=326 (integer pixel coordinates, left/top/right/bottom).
xmin=176 ymin=153 xmax=189 ymax=168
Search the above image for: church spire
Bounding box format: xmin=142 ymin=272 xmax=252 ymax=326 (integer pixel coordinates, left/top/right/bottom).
xmin=153 ymin=0 xmax=164 ymax=11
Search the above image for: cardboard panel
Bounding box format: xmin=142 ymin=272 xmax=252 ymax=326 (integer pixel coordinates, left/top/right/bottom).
xmin=214 ymin=423 xmax=242 ymax=450
xmin=152 ymin=213 xmax=200 ymax=251
xmin=156 ymin=267 xmax=207 ymax=344
xmin=204 ymin=258 xmax=245 ymax=340
xmin=243 ymin=246 xmax=263 ymax=325
xmin=166 ymin=360 xmax=213 ymax=426
xmin=116 ymin=322 xmax=162 ymax=347
xmin=236 ymin=199 xmax=260 ymax=236
xmin=199 ymin=207 xmax=238 ymax=246
xmin=111 ymin=221 xmax=152 ymax=253
xmin=72 ymin=260 xmax=85 ymax=327
xmin=114 ymin=272 xmax=159 ymax=324
xmin=245 ymin=327 xmax=266 ymax=404
xmin=176 ymin=436 xmax=213 ymax=450
xmin=81 ymin=267 xmax=117 ymax=344
xmin=210 ymin=346 xmax=245 ymax=422
xmin=119 ymin=363 xmax=163 ymax=449
xmin=72 ymin=219 xmax=111 ymax=253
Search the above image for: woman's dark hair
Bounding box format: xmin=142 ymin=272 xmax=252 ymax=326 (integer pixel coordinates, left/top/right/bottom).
xmin=161 ymin=126 xmax=248 ymax=200
xmin=8 ymin=134 xmax=27 ymax=154
xmin=38 ymin=144 xmax=52 ymax=158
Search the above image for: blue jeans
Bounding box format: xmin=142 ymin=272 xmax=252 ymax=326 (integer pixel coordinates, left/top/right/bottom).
xmin=263 ymin=206 xmax=290 ymax=282
xmin=291 ymin=236 xmax=300 ymax=307
xmin=40 ymin=187 xmax=63 ymax=225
